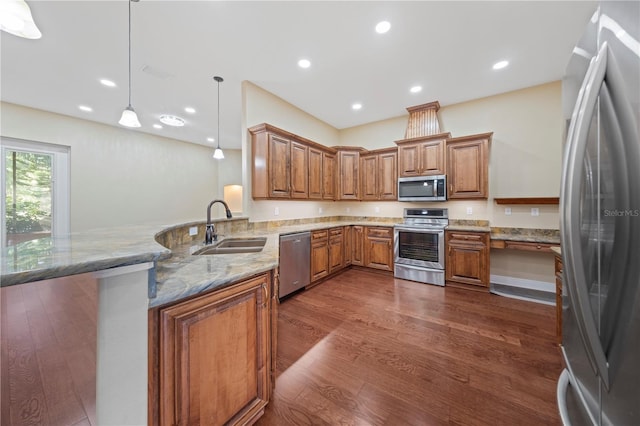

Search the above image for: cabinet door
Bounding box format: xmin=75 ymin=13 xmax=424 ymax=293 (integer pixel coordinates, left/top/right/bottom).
xmin=445 ymin=232 xmax=489 ymax=288
xmin=290 ymin=141 xmax=308 ymax=199
xmin=343 ymin=226 xmax=352 ymax=266
xmin=159 ymin=274 xmax=270 ymax=426
xmin=398 ymin=144 xmax=420 ymax=177
xmin=308 ymin=147 xmax=323 ymax=199
xmin=322 ymin=152 xmax=336 ymax=200
xmin=269 ymin=134 xmax=290 ymax=198
xmin=364 ymin=227 xmax=393 ymax=271
xmin=447 ymin=138 xmax=489 ymax=199
xmin=328 ymin=233 xmax=344 ymax=273
xmin=352 ymin=226 xmax=364 ymax=266
xmin=419 ymin=140 xmax=445 ymax=176
xmin=360 ymin=154 xmax=378 ymax=201
xmin=338 ymin=151 xmax=359 ymax=200
xmin=310 ymin=230 xmax=329 ymax=282
xmin=379 ymin=151 xmax=397 ymax=200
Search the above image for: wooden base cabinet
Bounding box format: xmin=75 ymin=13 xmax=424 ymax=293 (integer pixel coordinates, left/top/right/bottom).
xmin=311 ymin=230 xmax=329 ymax=282
xmin=155 ymin=273 xmax=273 ymax=426
xmin=352 ymin=226 xmax=364 ymax=266
xmin=445 ymin=231 xmax=490 ymax=290
xmin=364 ymin=227 xmax=394 ymax=272
xmin=328 ymin=227 xmax=344 ymax=274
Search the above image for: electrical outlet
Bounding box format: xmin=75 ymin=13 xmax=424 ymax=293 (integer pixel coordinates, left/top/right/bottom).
xmin=504 ymin=208 xmax=512 ymax=216
xmin=466 ymin=207 xmax=473 ymax=215
xmin=274 ymin=207 xmax=280 ymax=216
xmin=375 ymin=206 xmax=380 ymax=213
xmin=346 ymin=207 xmax=350 ymax=213
xmin=318 ymin=207 xmax=323 ymax=214
xmin=189 ymin=226 xmax=198 ymax=236
xmin=531 ymin=208 xmax=539 ymax=216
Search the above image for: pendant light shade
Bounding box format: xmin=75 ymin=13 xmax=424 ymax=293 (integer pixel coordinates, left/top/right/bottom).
xmin=119 ymin=105 xmax=141 ymax=128
xmin=119 ymin=0 xmax=140 ymax=128
xmin=213 ymin=76 xmax=224 ymax=160
xmin=0 ymin=0 xmax=42 ymax=39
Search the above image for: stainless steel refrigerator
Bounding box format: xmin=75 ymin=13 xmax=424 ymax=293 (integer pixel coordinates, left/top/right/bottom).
xmin=558 ymin=1 xmax=640 ymax=425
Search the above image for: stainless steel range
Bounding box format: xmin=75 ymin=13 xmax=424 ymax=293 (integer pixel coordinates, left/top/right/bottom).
xmin=394 ymin=208 xmax=448 ymax=286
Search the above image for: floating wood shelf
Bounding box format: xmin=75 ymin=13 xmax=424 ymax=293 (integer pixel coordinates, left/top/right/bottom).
xmin=494 ymin=197 xmax=559 ymax=205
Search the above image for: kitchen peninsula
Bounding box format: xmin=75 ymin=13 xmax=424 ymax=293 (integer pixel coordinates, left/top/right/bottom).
xmin=1 ymin=215 xmax=560 ymax=425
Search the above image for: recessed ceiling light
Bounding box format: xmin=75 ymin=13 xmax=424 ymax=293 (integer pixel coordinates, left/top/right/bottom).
xmin=207 ymin=137 xmax=215 ymax=143
xmin=410 ymin=85 xmax=422 ymax=93
xmin=153 ymin=124 xmax=163 ymax=129
xmin=298 ymin=59 xmax=311 ymax=69
xmin=375 ymin=21 xmax=391 ymax=34
xmin=352 ymin=103 xmax=362 ymax=111
xmin=492 ymin=60 xmax=509 ymax=70
xmin=100 ymin=79 xmax=116 ymax=87
xmin=184 ymin=107 xmax=196 ymax=114
xmin=78 ymin=105 xmax=92 ymax=112
xmin=159 ymin=114 xmax=185 ymax=127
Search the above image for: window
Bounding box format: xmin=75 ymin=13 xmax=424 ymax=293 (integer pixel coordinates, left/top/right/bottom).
xmin=1 ymin=138 xmax=69 ymax=247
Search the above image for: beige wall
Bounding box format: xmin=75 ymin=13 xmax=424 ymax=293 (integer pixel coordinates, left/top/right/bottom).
xmin=242 ymin=81 xmax=340 ymax=222
xmin=1 ymin=102 xmax=221 ymax=232
xmin=241 ymin=81 xmax=563 ymax=284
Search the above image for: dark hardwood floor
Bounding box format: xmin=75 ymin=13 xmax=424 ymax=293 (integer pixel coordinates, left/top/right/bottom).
xmin=1 ymin=269 xmax=562 ymax=425
xmin=1 ymin=274 xmax=97 ymax=426
xmin=258 ymin=268 xmax=563 ymax=426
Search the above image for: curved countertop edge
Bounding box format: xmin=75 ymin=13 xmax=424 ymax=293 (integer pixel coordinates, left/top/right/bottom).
xmin=1 ymin=252 xmax=171 ymax=287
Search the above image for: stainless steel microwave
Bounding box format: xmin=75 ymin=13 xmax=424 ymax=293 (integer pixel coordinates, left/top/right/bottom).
xmin=397 ymin=175 xmax=446 ymax=202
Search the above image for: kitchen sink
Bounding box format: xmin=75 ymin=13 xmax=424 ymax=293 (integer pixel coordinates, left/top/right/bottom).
xmin=192 ymin=237 xmax=267 ymax=255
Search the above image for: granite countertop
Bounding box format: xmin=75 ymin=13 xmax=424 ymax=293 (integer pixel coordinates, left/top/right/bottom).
xmin=0 ymin=219 xmax=401 ymax=309
xmin=1 ymin=217 xmax=562 ymax=308
xmin=490 ymin=227 xmax=561 ymax=244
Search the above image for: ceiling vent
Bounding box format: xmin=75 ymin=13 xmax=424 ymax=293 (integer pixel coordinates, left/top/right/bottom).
xmin=404 ymin=101 xmax=441 ymax=138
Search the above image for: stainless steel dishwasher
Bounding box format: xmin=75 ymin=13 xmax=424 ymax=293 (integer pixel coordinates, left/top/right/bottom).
xmin=278 ymin=231 xmax=310 ymax=298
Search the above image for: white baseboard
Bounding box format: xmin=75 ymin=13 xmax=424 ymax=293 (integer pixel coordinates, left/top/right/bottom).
xmin=490 ymin=274 xmax=554 ymax=293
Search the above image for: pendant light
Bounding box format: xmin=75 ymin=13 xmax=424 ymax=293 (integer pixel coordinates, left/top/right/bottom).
xmin=0 ymin=0 xmax=42 ymax=39
xmin=119 ymin=0 xmax=141 ymax=128
xmin=213 ymin=76 xmax=225 ymax=160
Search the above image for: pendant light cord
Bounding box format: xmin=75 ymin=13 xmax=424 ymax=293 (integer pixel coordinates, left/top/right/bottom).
xmin=217 ymin=78 xmax=220 ymax=150
xmin=127 ymin=0 xmax=132 ymax=107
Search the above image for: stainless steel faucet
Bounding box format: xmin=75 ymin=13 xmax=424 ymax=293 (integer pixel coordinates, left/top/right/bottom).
xmin=205 ymin=199 xmax=232 ymax=245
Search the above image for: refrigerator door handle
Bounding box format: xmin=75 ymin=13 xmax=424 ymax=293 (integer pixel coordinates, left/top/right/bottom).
xmin=560 ymin=41 xmax=610 ymax=388
xmin=557 ymin=369 xmax=572 ymax=426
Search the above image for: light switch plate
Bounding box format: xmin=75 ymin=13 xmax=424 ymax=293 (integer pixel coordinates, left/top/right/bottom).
xmin=375 ymin=206 xmax=380 ymax=213
xmin=466 ymin=207 xmax=473 ymax=215
xmin=189 ymin=226 xmax=198 ymax=236
xmin=274 ymin=207 xmax=280 ymax=216
xmin=318 ymin=207 xmax=323 ymax=214
xmin=531 ymin=208 xmax=539 ymax=216
xmin=505 ymin=208 xmax=512 ymax=216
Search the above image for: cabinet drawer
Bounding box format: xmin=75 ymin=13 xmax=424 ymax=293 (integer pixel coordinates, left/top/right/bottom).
xmin=555 ymin=255 xmax=563 ymax=276
xmin=366 ymin=227 xmax=392 ymax=239
xmin=312 ymin=230 xmax=328 ymax=241
xmin=504 ymin=241 xmax=557 ymax=253
xmin=448 ymin=232 xmax=486 ymax=243
xmin=329 ymin=227 xmax=343 ymax=237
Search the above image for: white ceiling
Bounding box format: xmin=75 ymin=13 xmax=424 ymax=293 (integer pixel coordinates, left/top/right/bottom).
xmin=1 ymin=1 xmax=597 ymax=150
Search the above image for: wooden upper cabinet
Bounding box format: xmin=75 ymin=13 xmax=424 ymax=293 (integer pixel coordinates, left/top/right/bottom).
xmin=250 ymin=123 xmax=337 ymax=200
xmin=360 ymin=148 xmax=397 ymax=201
xmin=337 ymin=148 xmax=362 ymax=200
xmin=447 ymin=132 xmax=492 ymax=199
xmin=396 ymin=133 xmax=449 ymax=177
xmin=322 ymin=152 xmax=336 ymax=200
xmin=308 ymin=147 xmax=323 ymax=199
xmin=290 ymin=141 xmax=308 ymax=199
xmin=268 ymin=134 xmax=290 ymax=198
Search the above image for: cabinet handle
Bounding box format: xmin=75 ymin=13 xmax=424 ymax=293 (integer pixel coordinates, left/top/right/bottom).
xmin=262 ymin=284 xmax=268 ymax=308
